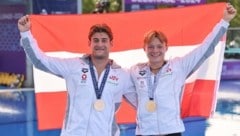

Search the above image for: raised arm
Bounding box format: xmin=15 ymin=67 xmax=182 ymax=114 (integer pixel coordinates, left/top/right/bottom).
xmin=18 ymin=15 xmax=76 ymax=78
xmin=223 ymin=3 xmax=237 ymax=23
xmin=179 ymin=3 xmax=237 ymax=78
xmin=18 ymin=15 xmax=31 ymax=32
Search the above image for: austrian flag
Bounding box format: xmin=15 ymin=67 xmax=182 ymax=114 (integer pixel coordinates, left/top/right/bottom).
xmin=30 ymin=3 xmax=227 ymax=130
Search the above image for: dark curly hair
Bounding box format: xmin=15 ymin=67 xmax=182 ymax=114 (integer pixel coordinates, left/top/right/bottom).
xmin=88 ymin=24 xmax=113 ymax=41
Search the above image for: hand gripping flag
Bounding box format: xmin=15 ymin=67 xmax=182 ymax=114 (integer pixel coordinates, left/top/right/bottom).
xmin=29 ymin=3 xmax=227 ymax=130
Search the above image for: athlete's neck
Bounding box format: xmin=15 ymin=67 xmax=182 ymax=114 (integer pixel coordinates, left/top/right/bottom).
xmin=149 ymin=61 xmax=166 ymax=74
xmin=91 ymin=57 xmax=110 ymax=77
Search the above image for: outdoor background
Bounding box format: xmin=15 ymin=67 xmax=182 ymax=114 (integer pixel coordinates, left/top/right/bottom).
xmin=0 ymin=0 xmax=239 ymax=136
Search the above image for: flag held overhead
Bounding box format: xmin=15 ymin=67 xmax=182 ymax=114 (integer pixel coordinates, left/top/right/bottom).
xmin=30 ymin=3 xmax=226 ymax=130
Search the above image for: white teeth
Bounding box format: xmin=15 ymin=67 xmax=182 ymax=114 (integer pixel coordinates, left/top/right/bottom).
xmin=151 ymin=54 xmax=160 ymax=57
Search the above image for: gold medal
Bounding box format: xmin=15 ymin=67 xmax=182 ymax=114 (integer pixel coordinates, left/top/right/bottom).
xmin=94 ymin=99 xmax=105 ymax=111
xmin=146 ymin=100 xmax=156 ymax=112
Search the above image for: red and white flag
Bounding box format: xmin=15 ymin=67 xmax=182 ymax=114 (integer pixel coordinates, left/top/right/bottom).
xmin=30 ymin=3 xmax=227 ymax=130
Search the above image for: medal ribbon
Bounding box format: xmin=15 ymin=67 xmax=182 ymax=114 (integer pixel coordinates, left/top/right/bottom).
xmin=147 ymin=61 xmax=167 ymax=100
xmin=147 ymin=69 xmax=159 ymax=100
xmin=89 ymin=57 xmax=110 ymax=99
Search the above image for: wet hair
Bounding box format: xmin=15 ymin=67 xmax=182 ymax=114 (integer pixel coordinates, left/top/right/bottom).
xmin=143 ymin=30 xmax=168 ymax=48
xmin=88 ymin=24 xmax=113 ymax=41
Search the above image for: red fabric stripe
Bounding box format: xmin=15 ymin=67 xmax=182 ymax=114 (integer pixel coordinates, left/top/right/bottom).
xmin=36 ymin=80 xmax=216 ymax=130
xmin=30 ymin=3 xmax=225 ymax=53
xmin=181 ymin=80 xmax=217 ymax=118
xmin=36 ymin=91 xmax=66 ymax=130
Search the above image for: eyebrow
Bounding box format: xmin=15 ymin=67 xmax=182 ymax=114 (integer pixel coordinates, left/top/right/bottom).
xmin=92 ymin=37 xmax=109 ymax=40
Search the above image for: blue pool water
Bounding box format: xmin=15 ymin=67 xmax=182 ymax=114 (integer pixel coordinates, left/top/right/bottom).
xmin=0 ymin=80 xmax=239 ymax=136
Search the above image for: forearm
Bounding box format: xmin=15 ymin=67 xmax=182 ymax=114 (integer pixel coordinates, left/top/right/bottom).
xmin=20 ymin=31 xmax=66 ymax=77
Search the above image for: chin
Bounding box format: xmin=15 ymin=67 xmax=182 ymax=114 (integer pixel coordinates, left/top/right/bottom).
xmin=149 ymin=59 xmax=162 ymax=63
xmin=93 ymin=55 xmax=108 ymax=60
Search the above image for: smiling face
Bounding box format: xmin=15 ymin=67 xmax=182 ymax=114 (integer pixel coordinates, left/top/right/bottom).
xmin=145 ymin=37 xmax=167 ymax=65
xmin=143 ymin=30 xmax=168 ymax=66
xmin=88 ymin=24 xmax=113 ymax=60
xmin=89 ymin=32 xmax=112 ymax=60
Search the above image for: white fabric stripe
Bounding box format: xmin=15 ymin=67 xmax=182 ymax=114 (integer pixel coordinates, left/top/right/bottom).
xmin=33 ymin=52 xmax=82 ymax=93
xmin=184 ymin=41 xmax=225 ymax=82
xmin=34 ymin=42 xmax=225 ymax=93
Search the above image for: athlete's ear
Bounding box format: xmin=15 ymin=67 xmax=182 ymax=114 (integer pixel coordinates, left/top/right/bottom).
xmin=143 ymin=44 xmax=146 ymax=51
xmin=88 ymin=41 xmax=91 ymax=46
xmin=110 ymin=41 xmax=113 ymax=47
xmin=164 ymin=42 xmax=168 ymax=51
